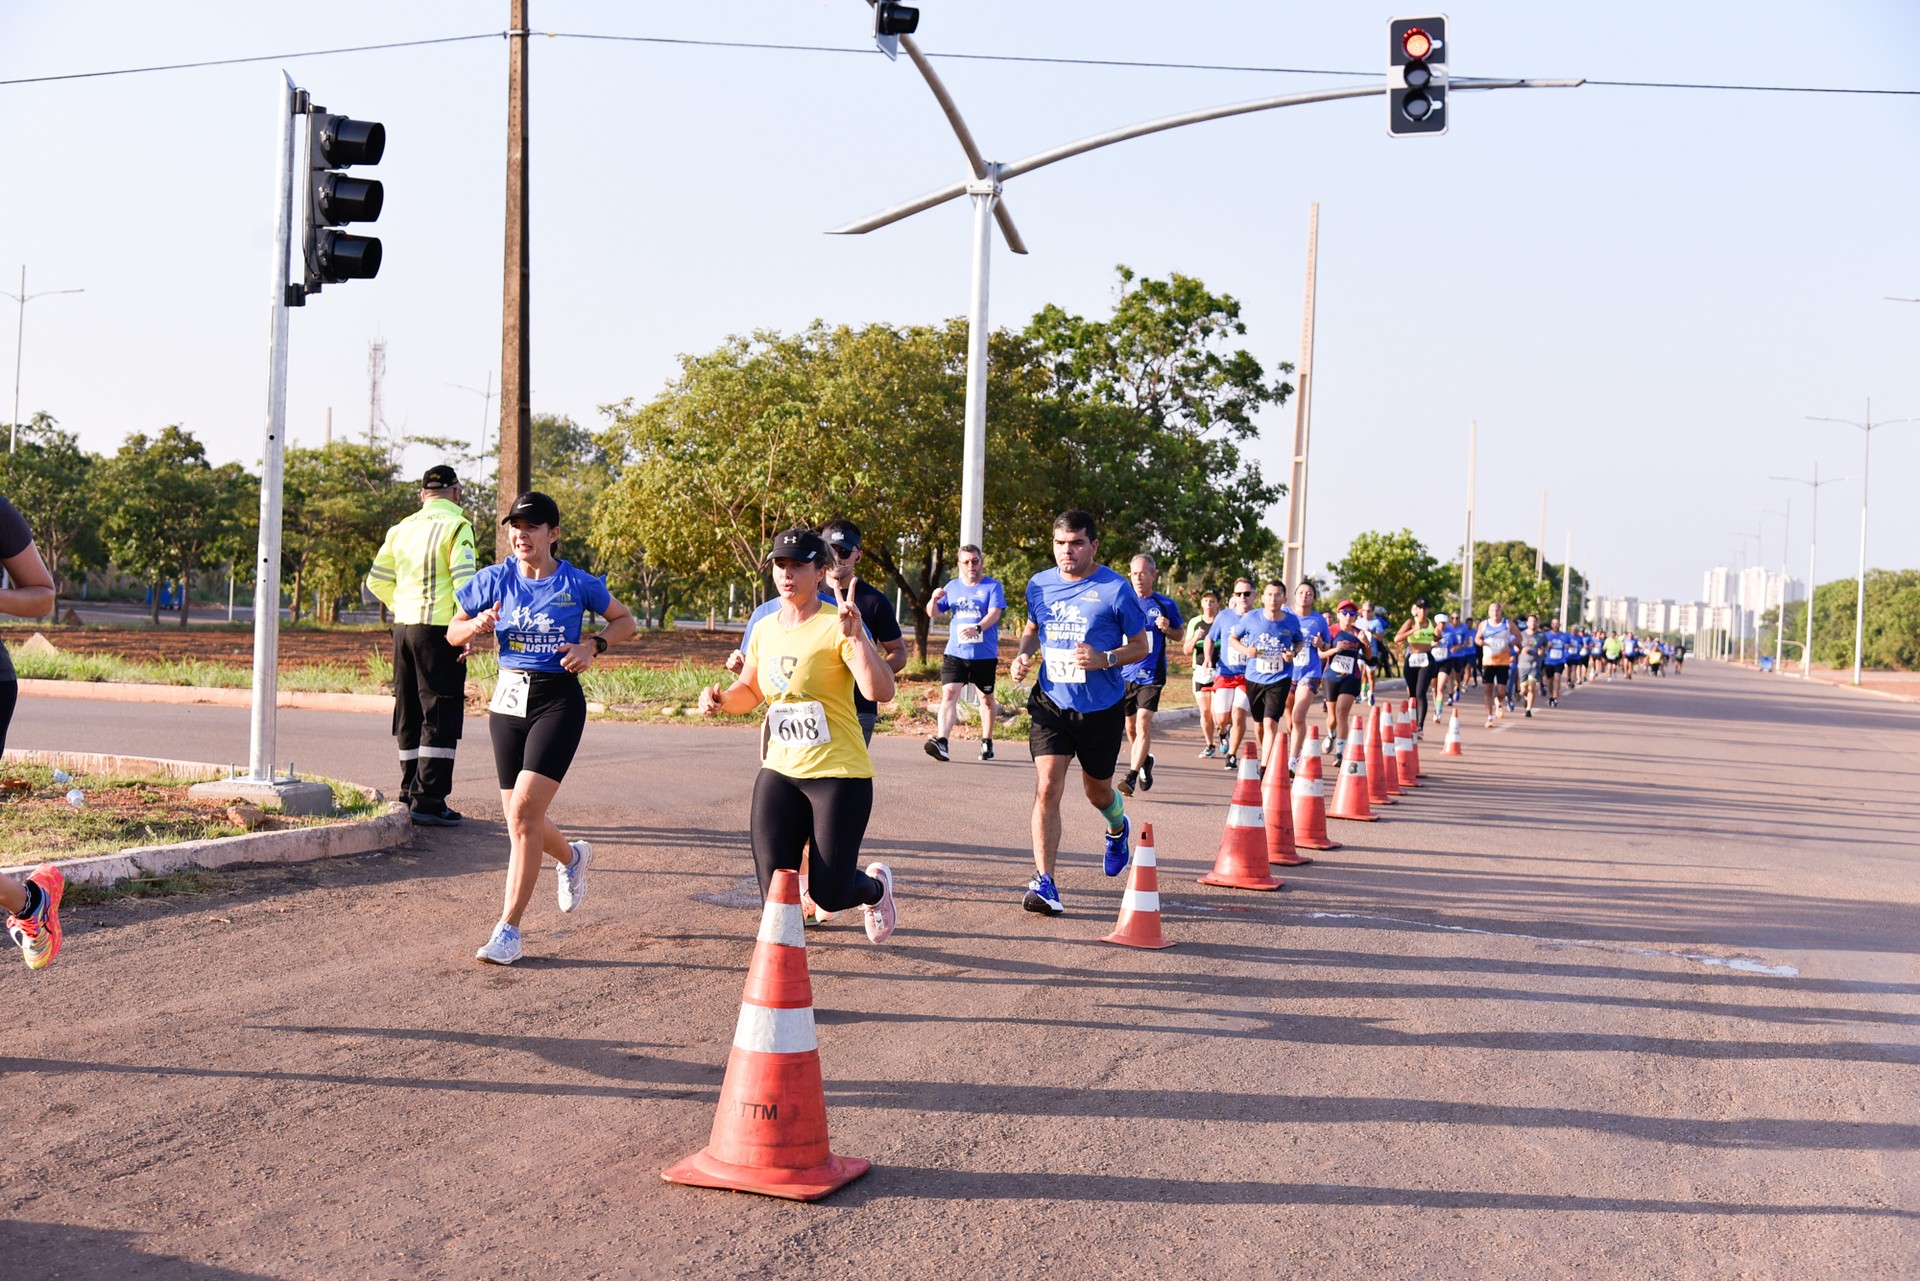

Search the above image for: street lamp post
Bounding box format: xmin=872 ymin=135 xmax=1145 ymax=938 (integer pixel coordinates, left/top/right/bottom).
xmin=1727 ymin=532 xmax=1756 ymax=664
xmin=1807 ymin=404 xmax=1917 ymax=685
xmin=2 ymin=267 xmax=85 ymax=452
xmin=1770 ymin=464 xmax=1849 ymax=680
xmin=1761 ymin=505 xmax=1790 ymax=673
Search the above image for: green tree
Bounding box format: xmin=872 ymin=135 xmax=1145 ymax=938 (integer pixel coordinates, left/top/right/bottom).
xmin=97 ymin=426 xmax=249 ymax=626
xmin=532 ymin=412 xmax=614 ymax=577
xmin=1783 ymin=570 xmax=1920 ymax=670
xmin=1326 ymin=529 xmax=1451 ymax=622
xmin=0 ymin=412 xmax=103 ymax=616
xmin=1450 ymin=539 xmax=1589 ymax=623
xmin=282 ymin=441 xmax=412 ymax=623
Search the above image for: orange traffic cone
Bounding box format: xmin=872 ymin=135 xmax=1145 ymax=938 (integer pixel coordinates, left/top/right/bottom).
xmin=1443 ymin=710 xmax=1465 ymax=756
xmin=1367 ymin=706 xmax=1399 ymax=804
xmin=662 ymin=868 xmax=870 ymax=1201
xmin=1263 ymin=724 xmax=1311 ymax=866
xmin=1393 ymin=701 xmax=1420 ymax=789
xmin=1104 ymin=821 xmax=1175 ymax=949
xmin=1405 ymin=698 xmax=1428 ymax=779
xmin=1327 ymin=716 xmax=1378 ymax=822
xmin=1290 ymin=726 xmax=1341 ymax=851
xmin=1198 ymin=740 xmax=1283 ymax=890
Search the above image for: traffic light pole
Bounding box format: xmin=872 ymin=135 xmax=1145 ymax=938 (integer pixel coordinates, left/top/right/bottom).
xmin=834 ymin=74 xmax=1582 ymax=558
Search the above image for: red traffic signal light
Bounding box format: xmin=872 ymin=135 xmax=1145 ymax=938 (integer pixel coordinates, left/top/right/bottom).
xmin=1388 ymin=15 xmax=1449 ymax=137
xmin=1401 ymin=28 xmax=1433 ymax=60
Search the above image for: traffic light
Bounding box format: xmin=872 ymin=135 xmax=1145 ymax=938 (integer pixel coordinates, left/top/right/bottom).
xmin=300 ymin=108 xmax=386 ymax=299
xmin=871 ymin=0 xmax=919 ymax=61
xmin=1388 ymin=16 xmax=1448 ymax=136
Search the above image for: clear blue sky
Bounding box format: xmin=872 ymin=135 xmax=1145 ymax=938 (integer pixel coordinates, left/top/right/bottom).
xmin=3 ymin=1 xmax=1916 ymax=603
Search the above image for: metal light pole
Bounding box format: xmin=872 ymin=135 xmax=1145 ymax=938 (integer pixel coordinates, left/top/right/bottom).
xmin=1761 ymin=505 xmax=1789 ymax=672
xmin=1807 ymin=404 xmax=1918 ymax=684
xmin=447 ymin=372 xmax=496 ymax=457
xmin=1771 ymin=464 xmax=1849 ymax=680
xmin=1727 ymin=532 xmax=1756 ymax=664
xmin=1462 ymin=420 xmax=1477 ymax=618
xmin=837 ymin=23 xmax=1581 ymax=553
xmin=2 ymin=268 xmax=85 ymax=452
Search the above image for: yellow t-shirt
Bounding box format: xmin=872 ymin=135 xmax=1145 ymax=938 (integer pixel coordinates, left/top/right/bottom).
xmin=745 ymin=606 xmax=874 ymax=780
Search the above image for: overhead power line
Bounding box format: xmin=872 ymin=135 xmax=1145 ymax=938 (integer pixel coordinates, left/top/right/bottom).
xmin=3 ymin=29 xmax=1916 ymax=96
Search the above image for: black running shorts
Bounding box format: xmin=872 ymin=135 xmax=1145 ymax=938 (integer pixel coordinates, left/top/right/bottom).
xmin=1122 ymin=681 xmax=1163 ymax=716
xmin=1247 ymin=678 xmax=1291 ymax=722
xmin=940 ymin=654 xmax=998 ymax=693
xmin=489 ymin=671 xmax=587 ymax=787
xmin=1027 ymin=687 xmax=1126 ymax=781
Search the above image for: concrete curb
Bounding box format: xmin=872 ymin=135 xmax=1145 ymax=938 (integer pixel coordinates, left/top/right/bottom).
xmin=2 ymin=749 xmax=414 ymax=888
xmin=17 ymin=678 xmax=393 ymax=715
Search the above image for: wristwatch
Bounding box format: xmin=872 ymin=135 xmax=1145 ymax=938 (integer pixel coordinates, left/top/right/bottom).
xmin=1104 ymin=649 xmax=1118 ymax=669
xmin=592 ymin=634 xmax=608 ymax=655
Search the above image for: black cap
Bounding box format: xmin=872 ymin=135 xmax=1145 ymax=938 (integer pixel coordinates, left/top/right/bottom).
xmin=767 ymin=528 xmax=829 ymax=565
xmin=501 ymin=491 xmax=561 ymax=527
xmin=821 ymin=521 xmax=861 ymax=553
xmin=422 ymin=464 xmax=460 ymax=490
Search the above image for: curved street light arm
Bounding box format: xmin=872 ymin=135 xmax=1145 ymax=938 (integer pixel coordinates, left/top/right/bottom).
xmin=898 ymin=34 xmax=1027 ymax=254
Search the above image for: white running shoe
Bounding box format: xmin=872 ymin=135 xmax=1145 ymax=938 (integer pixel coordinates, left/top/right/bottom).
xmin=862 ymin=863 xmax=897 ymax=943
xmin=476 ymin=922 xmax=522 ymax=965
xmin=557 ymin=840 xmax=591 ymax=912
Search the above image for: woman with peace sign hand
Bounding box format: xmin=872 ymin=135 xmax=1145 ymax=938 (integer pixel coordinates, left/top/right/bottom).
xmin=699 ymin=528 xmax=900 ymax=942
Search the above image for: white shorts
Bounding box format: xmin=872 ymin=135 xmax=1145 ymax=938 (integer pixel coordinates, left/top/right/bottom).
xmin=1210 ymin=685 xmax=1252 ymax=717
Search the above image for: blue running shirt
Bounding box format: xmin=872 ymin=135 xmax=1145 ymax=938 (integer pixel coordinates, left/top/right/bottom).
xmin=1231 ymin=611 xmax=1303 ymax=685
xmin=1121 ymin=591 xmax=1184 ymax=686
xmin=935 ymin=576 xmax=1007 ymax=661
xmin=458 ymin=558 xmax=612 ymax=673
xmin=1025 ymin=565 xmax=1147 ymax=713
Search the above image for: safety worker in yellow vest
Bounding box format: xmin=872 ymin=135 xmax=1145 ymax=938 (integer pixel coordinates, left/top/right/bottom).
xmin=366 ymin=464 xmax=478 ymax=825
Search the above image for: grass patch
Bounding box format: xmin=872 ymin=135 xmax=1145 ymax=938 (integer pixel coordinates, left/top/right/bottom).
xmin=64 ymin=868 xmax=231 ymax=907
xmin=12 ymin=649 xmax=395 ymax=694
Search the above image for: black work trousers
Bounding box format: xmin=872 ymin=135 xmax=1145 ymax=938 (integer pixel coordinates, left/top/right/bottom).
xmin=392 ymin=623 xmax=465 ymax=809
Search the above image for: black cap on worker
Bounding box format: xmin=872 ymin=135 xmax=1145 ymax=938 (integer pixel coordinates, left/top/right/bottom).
xmin=767 ymin=528 xmax=829 ymax=564
xmin=422 ymin=464 xmax=460 ymax=490
xmin=501 ymin=491 xmax=562 ymax=527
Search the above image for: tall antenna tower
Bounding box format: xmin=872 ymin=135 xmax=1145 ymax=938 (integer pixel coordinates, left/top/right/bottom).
xmin=367 ymin=338 xmax=388 ymax=449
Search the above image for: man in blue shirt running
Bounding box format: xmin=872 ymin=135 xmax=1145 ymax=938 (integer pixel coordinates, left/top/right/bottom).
xmin=925 ymin=543 xmax=1007 ymax=762
xmin=1009 ymin=510 xmax=1150 ymax=917
xmin=1117 ymin=553 xmax=1183 ymax=798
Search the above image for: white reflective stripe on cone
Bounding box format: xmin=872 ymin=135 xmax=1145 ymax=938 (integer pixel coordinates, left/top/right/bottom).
xmin=756 ymin=899 xmax=806 ymax=949
xmin=733 ymin=1003 xmax=818 ymax=1055
xmin=1238 ymin=761 xmax=1261 ymax=780
xmin=1135 ymin=844 xmax=1158 ymax=868
xmin=1293 ymin=778 xmax=1324 ymax=797
xmin=1121 ymin=887 xmax=1160 ymax=914
xmin=1228 ymin=804 xmax=1265 ymax=828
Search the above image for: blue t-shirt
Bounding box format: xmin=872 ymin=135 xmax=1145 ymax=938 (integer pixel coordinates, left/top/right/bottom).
xmin=1442 ymin=622 xmax=1474 ymax=655
xmin=1544 ymin=630 xmax=1570 ymax=665
xmin=935 ymin=576 xmax=1007 ymax=662
xmin=1025 ymin=565 xmax=1147 ymax=713
xmin=1293 ymin=610 xmax=1331 ymax=680
xmin=1207 ymin=607 xmax=1248 ymax=678
xmin=458 ymin=558 xmax=612 ymax=673
xmin=1121 ymin=591 xmax=1184 ymax=686
xmin=1230 ymin=610 xmax=1303 ymax=686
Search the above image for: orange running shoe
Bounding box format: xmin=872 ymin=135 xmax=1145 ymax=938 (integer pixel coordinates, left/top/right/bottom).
xmin=7 ymin=864 xmax=64 ymax=971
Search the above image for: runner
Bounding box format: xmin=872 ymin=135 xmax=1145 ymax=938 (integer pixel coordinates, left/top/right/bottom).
xmin=1517 ymin=615 xmax=1547 ymax=717
xmin=1206 ymin=579 xmax=1257 ymax=770
xmin=821 ymin=520 xmax=910 ymax=741
xmin=1008 ymin=510 xmax=1149 ymax=916
xmin=0 ymin=494 xmax=60 ymax=970
xmin=1318 ymin=600 xmax=1371 ymax=752
xmin=1118 ymin=554 xmax=1183 ymax=797
xmin=1227 ymin=580 xmax=1301 ymax=770
xmin=1622 ymin=630 xmax=1640 ymax=678
xmin=1288 ymin=582 xmax=1332 ymax=764
xmin=448 ymin=491 xmax=638 ymax=965
xmin=925 ymin=543 xmax=1006 ymax=763
xmin=1603 ymin=629 xmax=1624 ymax=679
xmin=1475 ymin=602 xmax=1517 ymax=727
xmin=1543 ymin=618 xmax=1570 ymax=706
xmin=697 ymin=528 xmax=899 ymax=942
xmin=1394 ymin=598 xmax=1441 ymax=730
xmin=1650 ymin=641 xmax=1666 ymax=676
xmin=1672 ymin=639 xmax=1686 ymax=675
xmin=1183 ymin=590 xmax=1223 ymax=758
xmin=1427 ymin=611 xmax=1456 ymax=721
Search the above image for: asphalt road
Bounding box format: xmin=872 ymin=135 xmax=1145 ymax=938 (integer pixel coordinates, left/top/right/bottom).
xmin=3 ymin=663 xmax=1917 ymax=1279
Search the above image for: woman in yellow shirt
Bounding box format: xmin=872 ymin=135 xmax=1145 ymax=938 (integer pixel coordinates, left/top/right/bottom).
xmin=699 ymin=528 xmax=899 ymax=942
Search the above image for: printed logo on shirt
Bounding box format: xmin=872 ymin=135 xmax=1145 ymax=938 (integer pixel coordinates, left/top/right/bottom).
xmin=770 ymin=654 xmax=799 ymax=694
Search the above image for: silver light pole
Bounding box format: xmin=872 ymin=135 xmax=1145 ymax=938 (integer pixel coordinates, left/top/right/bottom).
xmin=1761 ymin=505 xmax=1789 ymax=672
xmin=1771 ymin=464 xmax=1850 ymax=680
xmin=2 ymin=268 xmax=85 ymax=452
xmin=1727 ymin=532 xmax=1756 ymax=664
xmin=1808 ymin=405 xmax=1917 ymax=685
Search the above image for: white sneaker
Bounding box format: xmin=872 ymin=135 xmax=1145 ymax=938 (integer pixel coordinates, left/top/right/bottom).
xmin=800 ymin=877 xmax=836 ymax=925
xmin=862 ymin=862 xmax=898 ymax=944
xmin=557 ymin=840 xmax=591 ymax=912
xmin=476 ymin=922 xmax=522 ymax=965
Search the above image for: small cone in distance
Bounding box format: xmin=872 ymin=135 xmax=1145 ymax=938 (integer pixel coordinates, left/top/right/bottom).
xmin=1291 ymin=727 xmax=1341 ymax=851
xmin=1406 ymin=698 xmax=1429 ymax=779
xmin=1444 ymin=710 xmax=1465 ymax=757
xmin=1263 ymin=724 xmax=1310 ymax=866
xmin=1366 ymin=706 xmax=1399 ymax=804
xmin=662 ymin=868 xmax=869 ymax=1201
xmin=1198 ymin=740 xmax=1283 ymax=890
xmin=1105 ymin=821 xmax=1175 ymax=949
xmin=1327 ymin=715 xmax=1378 ymax=822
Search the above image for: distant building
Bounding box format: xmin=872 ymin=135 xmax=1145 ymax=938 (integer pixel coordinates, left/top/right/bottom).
xmin=1702 ymin=566 xmax=1735 ymax=609
xmin=1673 ymin=601 xmax=1708 ymax=637
xmin=1637 ymin=599 xmax=1676 ymax=633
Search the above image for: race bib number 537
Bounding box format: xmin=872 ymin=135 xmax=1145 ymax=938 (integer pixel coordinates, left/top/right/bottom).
xmin=1043 ymin=650 xmax=1088 ymax=684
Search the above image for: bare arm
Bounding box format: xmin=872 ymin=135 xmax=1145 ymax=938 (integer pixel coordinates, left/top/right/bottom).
xmin=0 ymin=542 xmax=55 ymax=618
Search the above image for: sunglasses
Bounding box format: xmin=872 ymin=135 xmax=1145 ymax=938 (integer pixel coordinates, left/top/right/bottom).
xmin=1233 ymin=589 xmax=1253 ymax=596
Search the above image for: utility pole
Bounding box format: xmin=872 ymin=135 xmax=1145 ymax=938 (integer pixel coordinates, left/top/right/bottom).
xmin=1283 ymin=203 xmax=1319 ymax=592
xmin=1462 ymin=420 xmax=1477 ymax=618
xmin=497 ymin=0 xmax=532 ymax=560
xmin=1772 ymin=463 xmax=1848 ymax=680
xmin=1535 ymin=491 xmax=1545 ymax=581
xmin=1558 ymin=532 xmax=1571 ymax=628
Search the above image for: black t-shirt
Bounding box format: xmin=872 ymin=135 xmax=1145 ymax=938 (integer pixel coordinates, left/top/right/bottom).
xmin=0 ymin=495 xmax=34 ymax=682
xmin=850 ymin=577 xmax=902 ymax=716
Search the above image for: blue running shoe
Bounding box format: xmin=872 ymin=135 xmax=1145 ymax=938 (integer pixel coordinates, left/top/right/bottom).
xmin=1023 ymin=874 xmax=1064 ymax=916
xmin=1103 ymin=814 xmax=1132 ymax=877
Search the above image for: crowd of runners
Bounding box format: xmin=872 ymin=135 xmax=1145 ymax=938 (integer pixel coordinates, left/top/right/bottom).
xmin=2 ymin=481 xmax=1689 ymax=972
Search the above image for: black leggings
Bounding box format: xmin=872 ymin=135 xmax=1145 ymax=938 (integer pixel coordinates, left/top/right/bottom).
xmin=1407 ymin=660 xmax=1436 ymax=724
xmin=489 ymin=672 xmax=587 ymax=786
xmin=0 ymin=679 xmax=16 ymax=753
xmin=750 ymin=770 xmax=882 ymax=913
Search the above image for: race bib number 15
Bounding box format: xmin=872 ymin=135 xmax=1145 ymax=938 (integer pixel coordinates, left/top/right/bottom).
xmin=489 ymin=670 xmax=530 ymax=718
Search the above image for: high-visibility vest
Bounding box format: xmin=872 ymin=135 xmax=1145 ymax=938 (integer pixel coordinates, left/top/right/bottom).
xmin=364 ymin=498 xmax=477 ymax=625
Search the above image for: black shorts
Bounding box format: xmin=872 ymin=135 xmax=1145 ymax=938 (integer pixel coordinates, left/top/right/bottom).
xmin=940 ymin=654 xmax=998 ymax=693
xmin=1122 ymin=681 xmax=1163 ymax=715
xmin=1326 ymin=676 xmax=1364 ymax=701
xmin=489 ymin=671 xmax=587 ymax=787
xmin=1027 ymin=688 xmax=1126 ymax=781
xmin=1545 ymin=663 xmax=1566 ymax=681
xmin=1247 ymin=678 xmax=1291 ymax=722
xmin=1485 ymin=665 xmax=1512 ymax=688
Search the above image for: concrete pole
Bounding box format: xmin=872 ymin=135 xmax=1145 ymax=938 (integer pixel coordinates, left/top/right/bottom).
xmin=1462 ymin=420 xmax=1477 ymax=617
xmin=957 ymin=175 xmax=997 ymax=551
xmin=1283 ymin=203 xmax=1319 ymax=591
